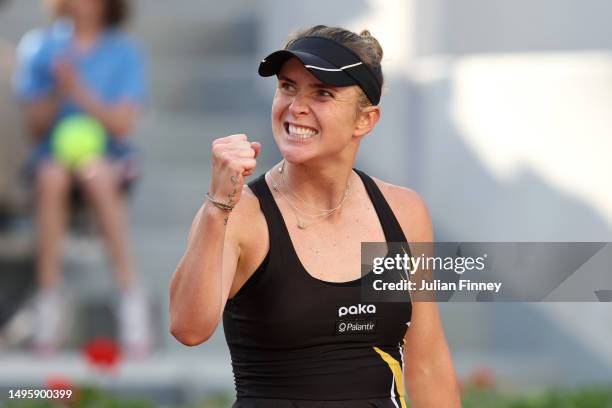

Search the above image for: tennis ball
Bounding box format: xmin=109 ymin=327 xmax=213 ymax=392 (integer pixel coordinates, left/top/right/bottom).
xmin=51 ymin=115 xmax=107 ymax=169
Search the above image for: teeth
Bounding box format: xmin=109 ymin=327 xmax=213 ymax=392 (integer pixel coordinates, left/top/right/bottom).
xmin=288 ymin=124 xmax=318 ymax=138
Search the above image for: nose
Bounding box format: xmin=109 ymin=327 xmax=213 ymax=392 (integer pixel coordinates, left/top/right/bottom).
xmin=288 ymin=93 xmax=310 ymax=116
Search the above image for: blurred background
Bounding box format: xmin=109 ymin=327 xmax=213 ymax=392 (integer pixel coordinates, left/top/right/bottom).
xmin=0 ymin=0 xmax=611 ymax=406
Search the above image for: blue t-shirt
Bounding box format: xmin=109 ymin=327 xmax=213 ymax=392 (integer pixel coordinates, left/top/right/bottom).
xmin=13 ymin=19 xmax=147 ymax=139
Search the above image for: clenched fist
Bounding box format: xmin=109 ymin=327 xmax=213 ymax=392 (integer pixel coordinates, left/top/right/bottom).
xmin=209 ymin=134 xmax=261 ymax=208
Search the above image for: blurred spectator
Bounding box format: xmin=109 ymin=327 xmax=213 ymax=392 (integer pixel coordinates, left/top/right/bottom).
xmin=12 ymin=0 xmax=151 ymax=357
xmin=0 ymin=4 xmax=27 ymax=225
xmin=0 ymin=0 xmax=32 ymax=347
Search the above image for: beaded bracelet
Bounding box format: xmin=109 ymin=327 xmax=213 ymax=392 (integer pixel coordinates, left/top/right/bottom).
xmin=205 ymin=192 xmax=235 ymax=212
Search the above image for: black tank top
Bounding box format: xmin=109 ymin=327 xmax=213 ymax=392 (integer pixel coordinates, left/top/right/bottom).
xmin=223 ymin=169 xmax=413 ymax=408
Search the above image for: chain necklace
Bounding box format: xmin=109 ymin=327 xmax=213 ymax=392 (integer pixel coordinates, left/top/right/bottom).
xmin=279 ymin=159 xmax=350 ymax=214
xmin=270 ymin=162 xmax=351 ymax=229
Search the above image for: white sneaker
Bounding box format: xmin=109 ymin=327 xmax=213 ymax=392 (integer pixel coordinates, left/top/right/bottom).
xmin=32 ymin=287 xmax=64 ymax=355
xmin=117 ymin=286 xmax=153 ymax=358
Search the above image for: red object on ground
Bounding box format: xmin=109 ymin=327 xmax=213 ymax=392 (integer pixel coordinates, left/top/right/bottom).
xmin=83 ymin=337 xmax=122 ymax=370
xmin=469 ymin=366 xmax=495 ymax=389
xmin=46 ymin=375 xmax=73 ymax=390
xmin=46 ymin=375 xmax=76 ymax=404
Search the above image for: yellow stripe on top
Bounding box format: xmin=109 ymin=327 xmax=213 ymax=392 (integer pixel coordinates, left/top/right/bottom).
xmin=373 ymin=346 xmax=407 ymax=408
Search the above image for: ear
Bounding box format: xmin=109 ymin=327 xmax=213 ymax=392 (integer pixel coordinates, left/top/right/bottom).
xmin=353 ymin=106 xmax=381 ymax=138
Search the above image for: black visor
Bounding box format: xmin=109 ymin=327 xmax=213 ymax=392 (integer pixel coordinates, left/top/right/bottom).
xmin=258 ymin=36 xmax=382 ymax=105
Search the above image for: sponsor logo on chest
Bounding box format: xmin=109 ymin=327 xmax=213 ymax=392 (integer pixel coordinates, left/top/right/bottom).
xmin=338 ymin=303 xmax=376 ymax=317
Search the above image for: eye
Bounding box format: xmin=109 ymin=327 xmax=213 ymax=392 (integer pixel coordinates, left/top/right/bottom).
xmin=279 ymin=81 xmax=296 ymax=93
xmin=317 ymin=89 xmax=333 ymax=98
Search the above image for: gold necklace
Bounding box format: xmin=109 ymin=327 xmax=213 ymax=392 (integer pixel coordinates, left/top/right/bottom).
xmin=270 ymin=162 xmax=351 ymax=229
xmin=271 ymin=172 xmax=337 ymax=229
xmin=279 ymin=159 xmax=350 ymax=214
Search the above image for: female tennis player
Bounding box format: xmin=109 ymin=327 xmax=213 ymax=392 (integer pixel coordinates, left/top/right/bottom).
xmin=170 ymin=25 xmax=460 ymax=407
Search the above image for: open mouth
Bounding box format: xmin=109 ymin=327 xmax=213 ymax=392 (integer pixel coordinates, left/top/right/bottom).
xmin=284 ymin=122 xmax=319 ymax=139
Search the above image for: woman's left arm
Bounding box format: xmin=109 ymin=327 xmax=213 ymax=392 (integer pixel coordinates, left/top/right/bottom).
xmin=388 ymin=186 xmax=461 ymax=407
xmin=403 ymin=296 xmax=461 ymax=407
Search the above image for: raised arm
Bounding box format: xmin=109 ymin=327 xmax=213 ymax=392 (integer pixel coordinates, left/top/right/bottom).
xmin=169 ymin=134 xmax=260 ymax=346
